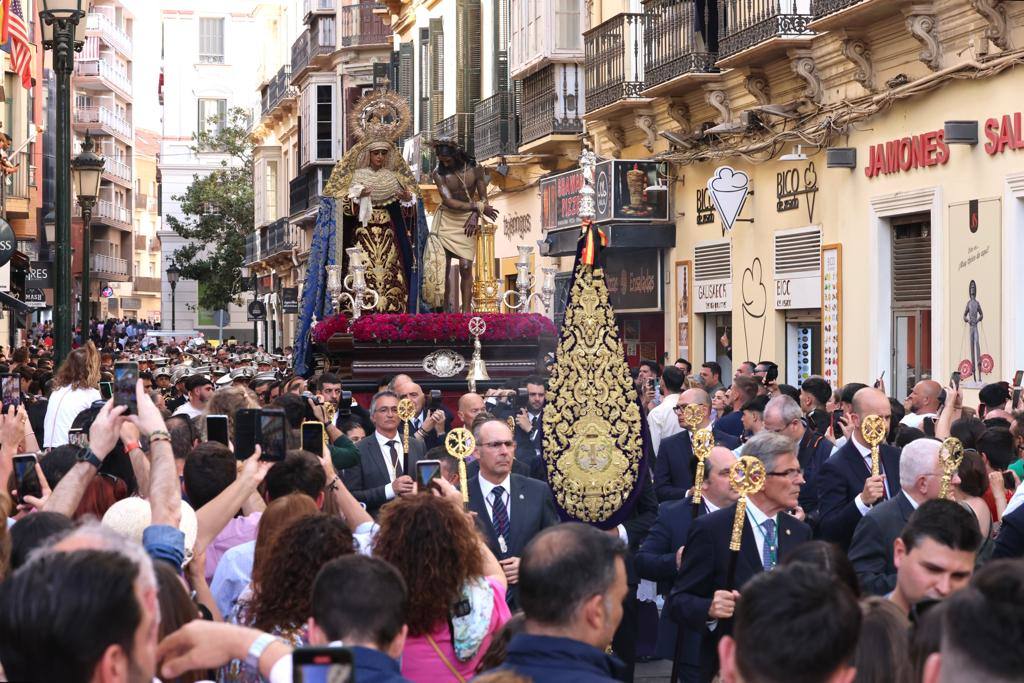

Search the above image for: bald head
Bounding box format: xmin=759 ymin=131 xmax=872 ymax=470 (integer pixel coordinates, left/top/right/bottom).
xmin=393 ymin=377 xmax=424 ymax=412
xmin=908 ymin=380 xmax=943 ymax=414
xmin=679 ymin=388 xmax=712 ymax=429
xmin=851 ymin=388 xmax=892 ymax=447
xmin=457 ymin=392 xmax=485 ymax=426
xmin=681 ymin=388 xmax=710 ymax=407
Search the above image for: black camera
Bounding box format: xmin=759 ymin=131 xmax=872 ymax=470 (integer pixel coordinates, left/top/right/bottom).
xmin=338 ymin=390 xmax=352 ymax=419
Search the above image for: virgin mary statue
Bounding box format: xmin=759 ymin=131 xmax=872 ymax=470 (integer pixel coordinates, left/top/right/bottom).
xmin=293 ymin=90 xmax=420 ymax=375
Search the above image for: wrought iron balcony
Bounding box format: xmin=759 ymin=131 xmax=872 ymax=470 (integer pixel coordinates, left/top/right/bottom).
xmin=718 ymin=0 xmax=814 ymax=62
xmin=289 ymin=166 xmax=331 ymax=216
xmin=339 ymin=3 xmax=391 ymax=47
xmin=261 ymin=65 xmax=294 ymax=117
xmin=291 ymin=20 xmax=336 ymax=80
xmin=435 ymin=113 xmax=475 ymax=158
xmin=473 ymin=93 xmax=518 ymax=161
xmin=245 ymin=231 xmax=260 ymax=265
xmin=584 ymin=13 xmax=646 ymax=113
xmin=259 ymin=218 xmax=305 ymax=258
xmin=812 ymin=0 xmax=870 ymax=20
xmin=520 ymin=64 xmax=583 ymax=147
xmin=644 ymin=0 xmax=717 ymax=92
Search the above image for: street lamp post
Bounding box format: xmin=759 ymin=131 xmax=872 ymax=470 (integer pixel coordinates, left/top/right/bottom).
xmin=39 ymin=0 xmax=89 ymax=365
xmin=166 ymin=262 xmax=180 ymax=332
xmin=71 ymin=131 xmax=105 ymax=340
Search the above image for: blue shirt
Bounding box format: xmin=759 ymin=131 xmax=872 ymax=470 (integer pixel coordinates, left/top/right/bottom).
xmin=210 ymin=540 xmax=255 ymax=618
xmin=499 ymin=633 xmax=624 ymax=683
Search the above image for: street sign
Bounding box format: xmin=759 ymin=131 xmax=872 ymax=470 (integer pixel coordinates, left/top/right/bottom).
xmin=247 ymin=300 xmax=266 ymax=321
xmin=0 ymin=220 xmax=14 ymax=269
xmin=27 ymin=261 xmax=52 ymax=289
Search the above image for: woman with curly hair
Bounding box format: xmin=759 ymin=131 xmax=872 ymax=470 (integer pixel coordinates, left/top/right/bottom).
xmin=374 ymin=492 xmax=510 ymax=682
xmin=220 ymin=514 xmax=354 ymax=683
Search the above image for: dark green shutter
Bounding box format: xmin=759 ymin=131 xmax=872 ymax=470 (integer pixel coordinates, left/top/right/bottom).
xmin=455 ymin=0 xmax=481 ymax=114
xmin=429 ymin=18 xmax=445 ymax=128
xmin=398 ymin=42 xmax=414 ymax=116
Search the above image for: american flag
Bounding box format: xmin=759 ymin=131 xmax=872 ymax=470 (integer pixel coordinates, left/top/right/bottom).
xmin=7 ymin=0 xmax=31 ymax=89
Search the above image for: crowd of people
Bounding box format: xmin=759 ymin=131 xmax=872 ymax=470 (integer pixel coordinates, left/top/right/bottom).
xmin=1 ymin=317 xmax=1023 ymax=683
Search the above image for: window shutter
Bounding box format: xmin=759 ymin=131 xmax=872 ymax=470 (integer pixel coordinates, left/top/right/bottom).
xmin=694 ymin=240 xmax=732 ymax=282
xmin=429 ymin=18 xmax=445 ymax=128
xmin=456 ymin=0 xmax=482 ymax=114
xmin=398 ymin=42 xmax=415 ymax=115
xmin=892 ymin=221 xmax=931 ymax=306
xmin=254 ymin=159 xmax=265 ymax=226
xmin=418 ymin=28 xmax=430 ymax=132
xmin=773 ymin=227 xmax=821 ymax=278
xmin=493 ymin=0 xmax=510 ymax=90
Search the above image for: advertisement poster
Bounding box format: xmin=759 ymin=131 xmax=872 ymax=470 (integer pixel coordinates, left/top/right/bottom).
xmin=675 ymin=261 xmax=691 ymax=364
xmin=948 ymin=199 xmax=1001 ymax=387
xmin=821 ymin=245 xmax=842 ymax=387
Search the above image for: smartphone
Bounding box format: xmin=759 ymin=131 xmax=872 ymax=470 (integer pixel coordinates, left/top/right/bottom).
xmin=99 ymin=381 xmax=113 ymax=400
xmin=68 ymin=427 xmax=88 ymax=448
xmin=259 ymin=408 xmax=287 ymax=462
xmin=113 ymin=361 xmax=139 ymax=414
xmin=12 ymin=453 xmax=42 ymax=504
xmin=233 ymin=408 xmax=261 ymax=460
xmin=516 ymin=387 xmax=529 ymax=411
xmin=301 ymin=421 xmax=325 ymax=454
xmin=950 ymin=371 xmax=961 ymax=391
xmin=292 ymin=646 xmax=354 ymax=683
xmin=0 ymin=373 xmax=20 ymax=410
xmin=873 ymin=371 xmax=885 ymax=389
xmin=830 ymin=409 xmax=846 ymax=436
xmin=207 ymin=414 xmax=229 ymax=446
xmin=415 ymin=459 xmax=442 ymax=492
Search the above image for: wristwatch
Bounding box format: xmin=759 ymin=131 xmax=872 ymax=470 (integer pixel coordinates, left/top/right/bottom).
xmin=245 ymin=633 xmax=279 ymax=672
xmin=76 ymin=448 xmax=103 ymax=469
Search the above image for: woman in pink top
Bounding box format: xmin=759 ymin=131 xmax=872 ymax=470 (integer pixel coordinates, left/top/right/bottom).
xmin=374 ymin=492 xmax=511 ymax=682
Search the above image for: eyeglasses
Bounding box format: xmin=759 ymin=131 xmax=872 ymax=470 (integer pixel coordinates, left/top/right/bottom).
xmin=766 ymin=468 xmax=804 ymax=480
xmin=481 ymin=440 xmax=515 ymax=449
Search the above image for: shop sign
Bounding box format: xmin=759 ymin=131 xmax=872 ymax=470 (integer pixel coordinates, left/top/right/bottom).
xmin=776 ymin=162 xmax=819 ymax=223
xmin=864 ymin=129 xmax=949 ymax=178
xmin=502 ymin=213 xmax=531 ymax=239
xmin=603 ymin=249 xmax=661 ymax=313
xmin=540 ymin=160 xmax=670 ymax=230
xmin=696 ymin=188 xmax=716 ymax=225
xmin=983 ymin=112 xmax=1024 ymax=156
xmin=23 ymin=288 xmax=45 ymax=307
xmin=248 ymin=300 xmax=267 ymax=321
xmin=0 ymin=220 xmax=14 ymax=269
xmin=775 ymin=275 xmax=820 ymax=309
xmin=774 ymin=227 xmax=822 ymax=310
xmin=281 ymin=287 xmax=299 ymax=314
xmin=707 ymin=166 xmax=749 ymax=234
xmin=694 ymin=240 xmax=732 ymax=313
xmin=27 ymin=261 xmax=52 ymax=289
xmin=695 ymin=279 xmax=731 ymax=313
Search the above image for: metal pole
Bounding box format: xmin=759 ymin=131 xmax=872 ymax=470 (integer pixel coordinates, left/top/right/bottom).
xmin=42 ymin=9 xmax=85 ymax=366
xmin=79 ymin=207 xmax=92 ymax=337
xmin=170 ymin=282 xmax=176 ymax=331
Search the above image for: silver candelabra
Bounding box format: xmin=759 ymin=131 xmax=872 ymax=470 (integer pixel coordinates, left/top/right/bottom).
xmin=501 ymin=245 xmax=557 ymax=318
xmin=326 ymin=245 xmax=379 ymax=319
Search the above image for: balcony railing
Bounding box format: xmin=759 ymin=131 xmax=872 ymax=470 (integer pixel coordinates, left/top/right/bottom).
xmin=289 ymin=166 xmax=331 ymax=215
xmin=103 ymin=157 xmax=131 ymax=183
xmin=473 ymin=92 xmax=518 ymax=161
xmin=86 ymin=12 xmax=132 ymax=56
xmin=260 ymin=218 xmax=306 ymax=258
xmin=291 ymin=32 xmax=311 ymax=74
xmin=435 ymin=113 xmax=475 ymax=158
xmin=811 ymin=0 xmax=868 ymax=20
xmin=92 ymin=254 xmax=129 ymax=276
xmin=644 ymin=0 xmax=717 ymax=90
xmin=261 ymin=64 xmax=293 ymax=117
xmin=584 ymin=13 xmax=646 ymax=113
xmin=339 ymin=3 xmax=391 ymax=47
xmin=75 ymin=59 xmax=133 ymax=96
xmin=3 ymin=151 xmax=29 ymax=199
xmin=291 ymin=20 xmax=336 ymax=78
xmin=74 ymin=106 xmax=133 ymax=141
xmin=718 ymin=0 xmax=814 ymax=61
xmin=520 ymin=64 xmax=584 ymax=146
xmin=245 ymin=231 xmax=260 ymax=265
xmin=92 ymin=200 xmax=132 ymax=227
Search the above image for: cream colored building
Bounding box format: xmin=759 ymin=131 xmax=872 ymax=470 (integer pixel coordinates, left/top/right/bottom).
xmin=577 ymin=0 xmax=1024 ymax=396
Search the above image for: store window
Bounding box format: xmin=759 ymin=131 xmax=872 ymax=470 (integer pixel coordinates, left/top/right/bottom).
xmin=785 ymin=314 xmax=821 ymax=386
xmin=704 ymin=313 xmax=732 ymax=381
xmin=891 ymin=215 xmax=932 ymax=399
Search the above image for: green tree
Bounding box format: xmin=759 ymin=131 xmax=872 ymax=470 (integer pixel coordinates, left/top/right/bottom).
xmin=166 ymin=106 xmax=254 ymax=312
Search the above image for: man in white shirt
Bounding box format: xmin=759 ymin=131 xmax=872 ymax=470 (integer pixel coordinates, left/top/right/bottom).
xmin=172 ymin=375 xmax=213 ymax=420
xmin=647 ymin=366 xmax=685 ymax=456
xmin=900 ymin=379 xmax=942 ymax=430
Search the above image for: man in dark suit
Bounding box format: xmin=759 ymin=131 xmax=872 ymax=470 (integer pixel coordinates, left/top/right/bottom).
xmin=849 ymin=438 xmax=951 ymax=595
xmin=667 ymin=432 xmax=813 ymax=683
xmin=762 ymin=395 xmax=833 ymax=521
xmin=655 ymin=389 xmax=740 ymax=502
xmin=817 ymin=387 xmax=901 ymax=550
xmin=393 ymin=376 xmax=452 ymax=451
xmin=636 ymin=446 xmax=738 ymax=683
xmin=714 ymin=375 xmax=758 ymax=439
xmin=468 ymin=416 xmax=559 ymax=608
xmin=343 ymin=390 xmax=426 ymax=517
xmin=993 ymin=501 xmax=1024 ymax=558
xmin=513 ymin=377 xmax=547 ymax=471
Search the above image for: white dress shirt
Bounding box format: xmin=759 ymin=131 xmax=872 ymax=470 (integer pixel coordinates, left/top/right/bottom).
xmin=479 ymin=473 xmax=513 ymax=526
xmin=374 ymin=430 xmax=404 ymax=500
xmin=744 ymin=497 xmax=779 ymax=565
xmin=647 ymin=393 xmax=682 ymax=456
xmin=900 ymin=412 xmax=937 ymax=429
xmin=852 ymin=438 xmax=891 ymax=515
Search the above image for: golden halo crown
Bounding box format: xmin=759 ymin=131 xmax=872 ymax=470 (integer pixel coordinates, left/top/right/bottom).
xmin=348 ymin=89 xmax=412 ymax=144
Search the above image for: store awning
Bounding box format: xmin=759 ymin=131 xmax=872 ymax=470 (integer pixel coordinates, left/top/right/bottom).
xmin=0 ymin=291 xmax=31 ymax=313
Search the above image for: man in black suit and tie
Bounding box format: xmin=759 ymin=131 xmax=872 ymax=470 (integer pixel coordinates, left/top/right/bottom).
xmin=762 ymin=395 xmax=833 ymax=522
xmin=667 ymin=432 xmax=813 ymax=683
xmin=849 ymin=438 xmax=953 ymax=595
xmin=343 ymin=391 xmax=426 ymax=517
xmin=513 ymin=377 xmax=547 ymax=471
xmin=468 ymin=416 xmax=560 ymax=608
xmin=636 ymin=446 xmax=739 ymax=683
xmin=393 ymin=375 xmax=452 ymax=451
xmin=993 ymin=501 xmax=1024 ymax=559
xmin=654 ymin=388 xmax=740 ymax=502
xmin=816 ymin=387 xmax=901 ymax=550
